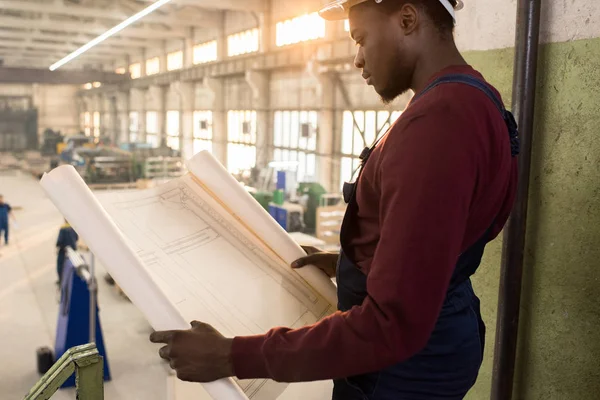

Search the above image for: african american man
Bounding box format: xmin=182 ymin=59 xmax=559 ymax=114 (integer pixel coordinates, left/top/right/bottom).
xmin=150 ymin=1 xmax=519 ymax=399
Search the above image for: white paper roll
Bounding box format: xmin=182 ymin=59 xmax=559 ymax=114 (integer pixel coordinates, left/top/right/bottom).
xmin=186 ymin=152 xmax=338 ymax=306
xmin=40 ymin=165 xmax=247 ymax=400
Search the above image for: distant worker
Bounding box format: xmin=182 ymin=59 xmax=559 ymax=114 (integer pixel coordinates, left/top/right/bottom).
xmin=56 ymin=219 xmax=79 ymax=285
xmin=150 ymin=1 xmax=519 ymax=399
xmin=0 ymin=195 xmax=14 ymax=246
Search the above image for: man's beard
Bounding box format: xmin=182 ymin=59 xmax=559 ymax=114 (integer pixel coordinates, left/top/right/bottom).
xmin=376 ymin=54 xmax=413 ymax=105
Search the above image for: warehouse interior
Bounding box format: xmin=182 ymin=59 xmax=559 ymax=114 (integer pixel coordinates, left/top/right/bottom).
xmin=1 ymin=0 xmax=599 ymax=399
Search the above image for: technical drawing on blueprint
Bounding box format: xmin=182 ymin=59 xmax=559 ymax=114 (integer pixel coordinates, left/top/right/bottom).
xmin=96 ymin=175 xmax=334 ymax=399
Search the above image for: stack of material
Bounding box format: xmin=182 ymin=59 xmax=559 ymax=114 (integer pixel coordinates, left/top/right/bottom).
xmin=0 ymin=153 xmax=19 ymax=170
xmin=316 ymin=194 xmax=346 ymax=246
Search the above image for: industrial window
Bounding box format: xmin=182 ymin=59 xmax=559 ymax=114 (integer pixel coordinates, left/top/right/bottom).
xmin=227 ymin=110 xmax=257 ymax=173
xmin=340 ymin=110 xmax=402 ymax=188
xmin=273 ymin=111 xmax=318 ymax=182
xmin=193 ymin=111 xmax=213 ymax=154
xmin=227 ymin=28 xmax=259 ymax=57
xmin=83 ymin=112 xmax=91 ymax=136
xmin=129 ymin=111 xmax=139 ymax=143
xmin=276 ymin=13 xmax=325 ymax=47
xmin=146 ymin=57 xmax=160 ymax=76
xmin=92 ymin=112 xmax=100 ymax=138
xmin=115 ymin=67 xmax=126 ymax=75
xmin=167 ymin=51 xmax=183 ymax=71
xmin=166 ymin=110 xmax=180 ymax=150
xmin=193 ymin=40 xmax=217 ymax=64
xmin=129 ymin=63 xmax=141 ymax=79
xmin=146 ymin=111 xmax=159 ymax=147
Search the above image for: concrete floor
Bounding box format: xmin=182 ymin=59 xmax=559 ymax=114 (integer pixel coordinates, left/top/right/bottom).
xmin=0 ymin=169 xmax=332 ymax=400
xmin=0 ymin=169 xmax=168 ymax=399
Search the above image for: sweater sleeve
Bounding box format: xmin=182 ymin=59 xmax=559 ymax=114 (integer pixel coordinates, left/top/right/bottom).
xmin=231 ymin=112 xmax=479 ymax=382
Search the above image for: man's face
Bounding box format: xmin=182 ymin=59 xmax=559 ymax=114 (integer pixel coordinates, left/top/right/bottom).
xmin=349 ymin=4 xmax=416 ymax=103
xmin=0 ymin=196 xmax=3 ymax=204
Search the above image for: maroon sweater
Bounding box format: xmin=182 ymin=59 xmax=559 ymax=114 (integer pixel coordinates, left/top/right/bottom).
xmin=232 ymin=65 xmax=518 ymax=382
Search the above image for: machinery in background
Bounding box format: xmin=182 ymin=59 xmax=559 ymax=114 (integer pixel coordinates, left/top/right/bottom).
xmin=249 ymin=166 xmax=344 ymax=241
xmin=270 ymin=201 xmax=305 ymax=233
xmin=246 ymin=166 xmax=276 ymax=210
xmin=298 ymin=182 xmax=328 ymax=233
xmin=122 ymin=142 xmax=184 ymax=182
xmin=78 ymin=148 xmax=134 ymax=184
xmin=58 ymin=134 xmax=94 ymax=168
xmin=40 ymin=128 xmax=64 ymax=156
xmin=314 ymin=193 xmax=345 ymax=246
xmin=53 ymin=139 xmax=185 ymax=185
xmin=36 ymin=247 xmax=111 ymax=388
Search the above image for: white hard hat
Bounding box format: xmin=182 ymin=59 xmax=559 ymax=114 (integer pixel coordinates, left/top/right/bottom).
xmin=319 ymin=0 xmax=464 ymax=23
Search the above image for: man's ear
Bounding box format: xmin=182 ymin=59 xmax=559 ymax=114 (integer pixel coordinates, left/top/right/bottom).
xmin=397 ymin=3 xmax=419 ymax=35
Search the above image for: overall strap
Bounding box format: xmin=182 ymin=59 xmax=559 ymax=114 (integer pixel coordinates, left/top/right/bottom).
xmin=414 ymin=73 xmax=520 ymax=157
xmin=342 ymin=73 xmax=521 ymax=204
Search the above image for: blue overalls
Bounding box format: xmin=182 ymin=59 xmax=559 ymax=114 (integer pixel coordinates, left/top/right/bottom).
xmin=0 ymin=204 xmax=10 ymax=245
xmin=332 ymin=74 xmax=519 ymax=400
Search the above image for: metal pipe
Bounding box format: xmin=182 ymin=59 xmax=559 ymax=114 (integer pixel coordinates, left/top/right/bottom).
xmin=89 ymin=253 xmax=97 ymax=344
xmin=491 ymin=0 xmax=542 ymax=399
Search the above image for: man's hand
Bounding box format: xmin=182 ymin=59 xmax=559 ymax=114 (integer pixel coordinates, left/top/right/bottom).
xmin=149 ymin=321 xmax=234 ymax=382
xmin=291 ymin=246 xmax=339 ymax=278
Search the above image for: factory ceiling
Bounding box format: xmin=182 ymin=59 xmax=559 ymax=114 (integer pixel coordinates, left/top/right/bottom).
xmin=0 ymin=0 xmax=266 ymax=70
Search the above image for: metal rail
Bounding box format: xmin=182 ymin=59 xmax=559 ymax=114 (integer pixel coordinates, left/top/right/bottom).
xmin=24 ymin=343 xmax=104 ymax=400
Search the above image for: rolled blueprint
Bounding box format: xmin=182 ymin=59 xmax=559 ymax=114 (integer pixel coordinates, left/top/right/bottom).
xmin=40 ymin=165 xmax=248 ymax=400
xmin=187 ymin=151 xmax=338 ymax=306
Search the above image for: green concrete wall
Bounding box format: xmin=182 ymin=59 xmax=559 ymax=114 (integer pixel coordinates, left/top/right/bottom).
xmin=462 ymin=38 xmax=600 ymax=399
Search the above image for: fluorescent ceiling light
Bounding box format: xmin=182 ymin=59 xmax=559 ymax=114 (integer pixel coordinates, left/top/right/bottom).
xmin=49 ymin=0 xmax=172 ymax=71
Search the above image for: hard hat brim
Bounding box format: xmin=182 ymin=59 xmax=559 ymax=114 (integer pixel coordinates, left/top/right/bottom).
xmin=318 ymin=0 xmax=462 ymax=23
xmin=318 ymin=0 xmax=368 ymax=21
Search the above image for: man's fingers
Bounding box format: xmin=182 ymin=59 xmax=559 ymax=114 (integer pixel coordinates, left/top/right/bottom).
xmin=176 ymin=369 xmax=195 ymax=382
xmin=150 ymin=330 xmax=177 ymax=343
xmin=169 ymin=358 xmax=180 ymax=369
xmin=159 ymin=345 xmax=171 ymax=360
xmin=291 ymin=254 xmax=320 ymax=269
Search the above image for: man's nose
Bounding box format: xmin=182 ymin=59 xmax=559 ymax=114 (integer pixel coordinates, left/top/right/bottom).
xmin=354 ymin=47 xmax=365 ymax=69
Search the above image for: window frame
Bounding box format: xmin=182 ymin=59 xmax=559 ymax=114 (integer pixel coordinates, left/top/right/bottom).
xmin=272 ymin=110 xmax=319 ymax=182
xmin=129 ymin=111 xmax=139 ymax=143
xmin=193 ymin=110 xmax=213 ymax=154
xmin=83 ymin=112 xmax=91 ymax=136
xmin=129 ymin=63 xmax=141 ymax=79
xmin=227 ymin=28 xmax=260 ymax=57
xmin=275 ymin=13 xmax=326 ymax=47
xmin=339 ymin=110 xmax=402 ymax=188
xmin=227 ymin=110 xmax=258 ymax=173
xmin=167 ymin=50 xmax=183 ymax=71
xmin=166 ymin=110 xmax=180 ymax=150
xmin=146 ymin=57 xmax=160 ymax=76
xmin=193 ymin=40 xmax=218 ymax=65
xmin=146 ymin=111 xmax=159 ymax=147
xmin=92 ymin=111 xmax=100 ymax=138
